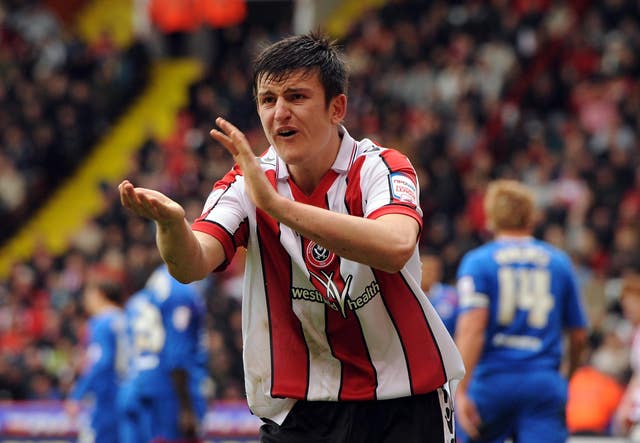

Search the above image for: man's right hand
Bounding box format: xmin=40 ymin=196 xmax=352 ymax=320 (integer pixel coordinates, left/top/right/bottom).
xmin=456 ymin=389 xmax=483 ymax=440
xmin=178 ymin=406 xmax=199 ymax=439
xmin=118 ymin=180 xmax=186 ymax=225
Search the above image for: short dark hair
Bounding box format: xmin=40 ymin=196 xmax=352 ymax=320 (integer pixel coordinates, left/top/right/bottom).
xmin=97 ymin=280 xmax=124 ymax=305
xmin=86 ymin=276 xmax=125 ymax=306
xmin=252 ymin=31 xmax=348 ymax=106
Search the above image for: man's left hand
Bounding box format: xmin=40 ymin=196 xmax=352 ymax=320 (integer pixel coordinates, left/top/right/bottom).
xmin=210 ymin=117 xmax=282 ymax=214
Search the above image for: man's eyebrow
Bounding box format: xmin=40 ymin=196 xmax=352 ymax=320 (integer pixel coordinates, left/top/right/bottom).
xmin=256 ymin=90 xmax=273 ymax=98
xmin=283 ymin=87 xmax=313 ymax=94
xmin=257 ymin=87 xmax=313 ymax=96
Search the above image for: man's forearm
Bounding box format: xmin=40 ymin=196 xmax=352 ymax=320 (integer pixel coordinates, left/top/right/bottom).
xmin=454 ymin=309 xmax=487 ymax=393
xmin=268 ymin=197 xmax=419 ymax=273
xmin=170 ymin=368 xmax=199 ymax=438
xmin=567 ymin=328 xmax=588 ymax=379
xmin=456 ymin=333 xmax=484 ymax=393
xmin=156 ymin=218 xmax=209 ymax=283
xmin=170 ymin=368 xmax=193 ymax=410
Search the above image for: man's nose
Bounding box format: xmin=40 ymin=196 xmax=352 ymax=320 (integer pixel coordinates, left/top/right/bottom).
xmin=274 ymin=97 xmax=291 ymax=121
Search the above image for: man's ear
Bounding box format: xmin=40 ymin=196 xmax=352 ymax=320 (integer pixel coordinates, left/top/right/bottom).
xmin=330 ymin=94 xmax=347 ymax=124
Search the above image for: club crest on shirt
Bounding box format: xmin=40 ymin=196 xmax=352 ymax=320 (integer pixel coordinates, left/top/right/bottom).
xmin=299 ymin=240 xmax=379 ymax=317
xmin=305 ymin=242 xmax=335 ymax=268
xmin=389 ymin=172 xmax=417 ymax=204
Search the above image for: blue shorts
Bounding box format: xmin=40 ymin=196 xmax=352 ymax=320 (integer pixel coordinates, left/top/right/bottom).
xmin=90 ymin=401 xmax=120 ymax=443
xmin=117 ymin=381 xmax=152 ymax=443
xmin=140 ymin=391 xmax=207 ymax=440
xmin=457 ymin=369 xmax=568 ymax=443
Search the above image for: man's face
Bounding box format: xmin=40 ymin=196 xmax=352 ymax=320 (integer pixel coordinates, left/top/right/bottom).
xmin=255 ymin=69 xmax=345 ymax=168
xmin=83 ymin=286 xmax=100 ymax=316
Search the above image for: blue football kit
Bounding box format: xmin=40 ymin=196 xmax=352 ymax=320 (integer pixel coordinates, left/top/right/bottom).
xmin=71 ymin=308 xmax=127 ymax=443
xmin=118 ymin=291 xmax=151 ymax=443
xmin=428 ymin=282 xmax=459 ymax=337
xmin=456 ymin=236 xmax=588 ymax=443
xmin=119 ymin=265 xmax=209 ymax=442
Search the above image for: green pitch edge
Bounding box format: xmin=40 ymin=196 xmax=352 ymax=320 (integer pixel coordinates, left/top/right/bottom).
xmin=0 ymin=58 xmax=203 ymax=277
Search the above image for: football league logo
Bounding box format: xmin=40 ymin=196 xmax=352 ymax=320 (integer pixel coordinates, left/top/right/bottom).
xmin=389 ymin=172 xmax=417 ymax=204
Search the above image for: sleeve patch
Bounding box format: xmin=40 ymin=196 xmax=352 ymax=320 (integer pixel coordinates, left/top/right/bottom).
xmin=457 ymin=276 xmax=489 ymax=309
xmin=172 ymin=306 xmax=191 ymax=331
xmin=87 ymin=343 xmax=102 ymax=365
xmin=389 ymin=172 xmax=417 ymax=205
xmin=146 ymin=270 xmax=171 ymax=302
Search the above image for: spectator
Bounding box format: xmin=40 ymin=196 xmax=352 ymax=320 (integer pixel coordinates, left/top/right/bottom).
xmin=0 ymin=1 xmax=150 ymax=245
xmin=567 ymin=345 xmax=624 ymax=436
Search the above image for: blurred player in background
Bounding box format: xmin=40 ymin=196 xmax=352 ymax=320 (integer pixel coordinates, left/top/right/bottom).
xmin=454 ymin=179 xmax=588 ymax=443
xmin=122 ymin=264 xmax=209 ymax=443
xmin=117 ymin=289 xmax=151 ymax=443
xmin=614 ymin=273 xmax=640 ymax=440
xmin=421 ymin=251 xmax=459 ymax=336
xmin=119 ymin=32 xmax=464 ymax=442
xmin=66 ymin=275 xmax=127 ymax=443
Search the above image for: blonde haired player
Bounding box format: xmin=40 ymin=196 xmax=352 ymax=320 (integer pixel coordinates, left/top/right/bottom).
xmin=455 ymin=179 xmax=588 ymax=443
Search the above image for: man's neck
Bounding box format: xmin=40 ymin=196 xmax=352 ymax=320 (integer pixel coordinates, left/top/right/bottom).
xmin=95 ymin=302 xmax=119 ymax=315
xmin=495 ymin=229 xmax=532 ymax=239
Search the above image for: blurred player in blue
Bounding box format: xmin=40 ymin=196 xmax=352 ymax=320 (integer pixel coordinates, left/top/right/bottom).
xmin=421 ymin=251 xmax=459 ymax=336
xmin=66 ymin=275 xmax=127 ymax=443
xmin=121 ymin=264 xmax=209 ymax=443
xmin=117 ymin=289 xmax=151 ymax=443
xmin=454 ymin=179 xmax=588 ymax=443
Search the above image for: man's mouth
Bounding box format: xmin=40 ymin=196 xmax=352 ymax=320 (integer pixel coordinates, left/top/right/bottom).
xmin=276 ymin=129 xmax=297 ymax=138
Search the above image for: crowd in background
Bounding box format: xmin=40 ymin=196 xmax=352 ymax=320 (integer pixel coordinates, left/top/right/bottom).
xmin=0 ymin=0 xmax=150 ymax=245
xmin=1 ymin=0 xmax=640 ymax=436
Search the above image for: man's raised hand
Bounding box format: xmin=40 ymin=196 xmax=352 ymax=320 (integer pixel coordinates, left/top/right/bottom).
xmin=210 ymin=117 xmax=281 ymax=214
xmin=118 ymin=180 xmax=186 ymax=227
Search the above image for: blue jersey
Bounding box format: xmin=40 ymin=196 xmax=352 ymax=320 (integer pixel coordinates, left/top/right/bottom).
xmin=428 ymin=282 xmax=458 ymax=337
xmin=71 ymin=308 xmax=126 ymax=443
xmin=125 ymin=265 xmax=209 ymax=439
xmin=72 ymin=308 xmax=126 ymax=401
xmin=130 ymin=266 xmax=209 ymax=395
xmin=117 ymin=291 xmax=151 ymax=443
xmin=456 ymin=237 xmax=588 ymax=377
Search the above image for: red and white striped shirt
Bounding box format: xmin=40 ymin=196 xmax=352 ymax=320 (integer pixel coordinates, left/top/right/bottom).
xmin=192 ymin=127 xmax=464 ymax=423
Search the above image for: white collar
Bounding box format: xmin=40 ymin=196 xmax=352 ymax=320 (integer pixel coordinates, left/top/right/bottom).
xmin=274 ymin=126 xmax=357 ymax=180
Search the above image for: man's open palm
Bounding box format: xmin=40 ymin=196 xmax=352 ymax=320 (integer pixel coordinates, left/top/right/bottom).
xmin=119 ymin=180 xmax=186 ymax=225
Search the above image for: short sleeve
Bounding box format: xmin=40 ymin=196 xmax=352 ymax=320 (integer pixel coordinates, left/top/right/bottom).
xmin=456 ymin=252 xmax=490 ymax=312
xmin=192 ymin=167 xmax=250 ymax=268
xmin=360 ymin=148 xmax=423 ymax=229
